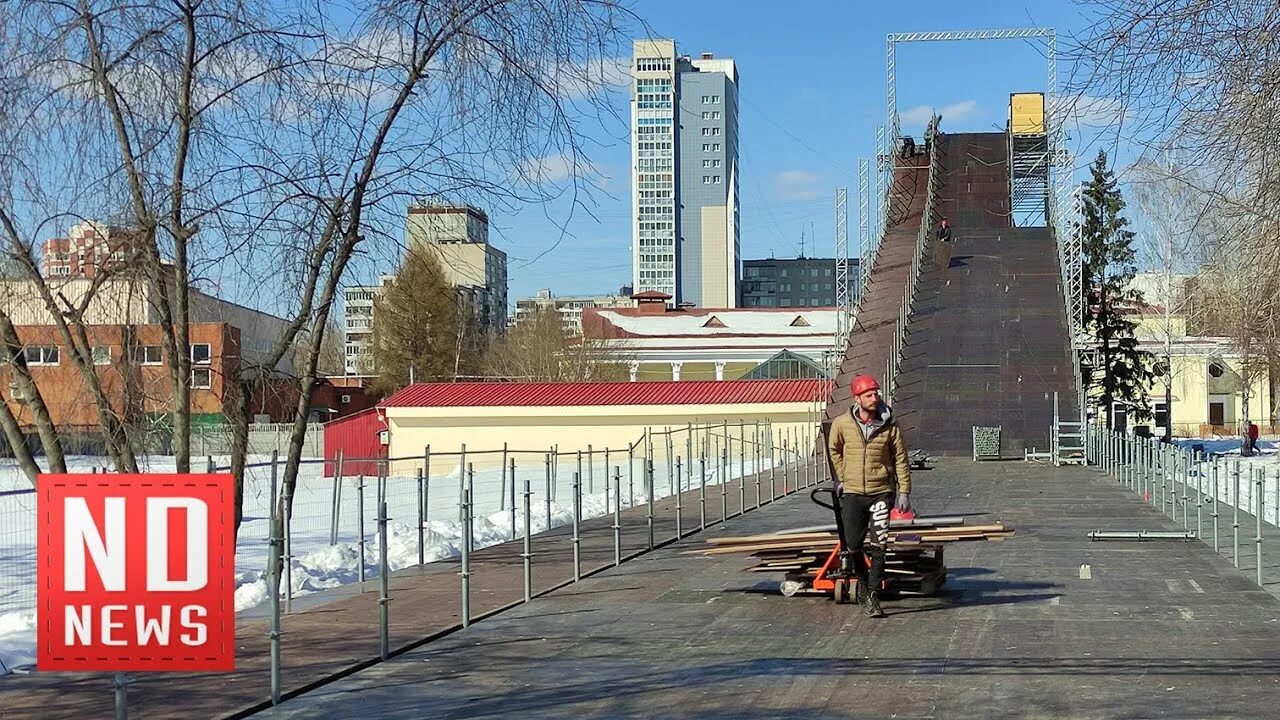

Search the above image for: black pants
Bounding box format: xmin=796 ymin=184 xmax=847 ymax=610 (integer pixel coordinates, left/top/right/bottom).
xmin=839 ymin=492 xmax=894 ymax=593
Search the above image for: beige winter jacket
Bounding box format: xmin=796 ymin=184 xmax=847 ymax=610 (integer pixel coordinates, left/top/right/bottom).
xmin=826 ymin=404 xmax=912 ymax=497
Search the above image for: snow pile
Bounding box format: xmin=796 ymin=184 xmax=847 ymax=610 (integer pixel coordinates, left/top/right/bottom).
xmin=230 ymin=497 xmax=596 ymax=610
xmin=0 ymin=609 xmax=36 ymax=674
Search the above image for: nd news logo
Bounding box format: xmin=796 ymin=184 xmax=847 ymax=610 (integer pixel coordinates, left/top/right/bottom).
xmin=37 ymin=475 xmax=235 ymax=672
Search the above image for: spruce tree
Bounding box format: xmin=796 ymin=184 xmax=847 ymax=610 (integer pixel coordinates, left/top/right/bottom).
xmin=1077 ymin=150 xmax=1155 ymax=428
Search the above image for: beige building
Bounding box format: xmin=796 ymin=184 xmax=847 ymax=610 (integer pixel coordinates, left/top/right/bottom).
xmin=583 ymin=294 xmax=837 ymax=381
xmin=406 ymin=204 xmax=507 ymax=331
xmin=511 ymin=288 xmax=633 ymax=335
xmin=370 ymin=379 xmax=826 ymax=474
xmin=1126 ymin=311 xmax=1273 ymax=436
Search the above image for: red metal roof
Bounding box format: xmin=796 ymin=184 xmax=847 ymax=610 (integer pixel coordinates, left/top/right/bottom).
xmin=380 ymin=380 xmax=825 ymax=408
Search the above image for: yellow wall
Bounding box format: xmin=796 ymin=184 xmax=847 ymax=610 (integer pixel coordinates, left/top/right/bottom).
xmin=385 ymin=401 xmax=822 ymax=474
xmin=1009 ymin=92 xmax=1045 ymax=134
xmin=1141 ymin=354 xmax=1271 ymax=431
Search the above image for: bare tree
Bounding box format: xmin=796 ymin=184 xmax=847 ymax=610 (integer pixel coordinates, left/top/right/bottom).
xmin=1067 ymin=0 xmax=1280 ymax=262
xmin=484 ymin=307 xmax=631 ymax=381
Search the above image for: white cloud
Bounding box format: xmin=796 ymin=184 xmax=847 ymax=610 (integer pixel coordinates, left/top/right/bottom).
xmin=521 ymin=152 xmax=597 ymax=184
xmin=900 ymin=100 xmax=977 ymax=127
xmin=770 ymin=170 xmax=825 ymax=202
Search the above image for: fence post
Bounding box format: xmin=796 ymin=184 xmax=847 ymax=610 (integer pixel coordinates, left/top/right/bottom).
xmin=699 ymin=452 xmax=707 ymax=530
xmin=206 ymin=455 xmax=215 ymax=474
xmin=1212 ymin=457 xmax=1221 ymax=553
xmin=686 ymin=424 xmax=694 ymax=500
xmin=666 ymin=429 xmax=675 ymax=498
xmin=267 ymin=460 xmax=283 ymax=706
xmin=113 ymin=672 xmax=128 ymax=720
xmin=459 ymin=444 xmax=467 ymax=524
xmin=378 ymin=481 xmax=390 ymax=661
xmin=770 ymin=428 xmax=778 ymax=501
xmin=545 ymin=450 xmax=553 ymax=531
xmin=522 ymin=469 xmax=533 ymax=603
xmin=281 ymin=452 xmax=294 ymax=615
xmin=675 ymin=456 xmax=683 ymax=539
xmin=509 ymin=458 xmax=518 ymax=542
xmin=588 ymin=445 xmax=595 ymax=495
xmin=357 ymin=475 xmax=367 ymax=590
xmin=646 ymin=459 xmax=656 ymax=550
xmin=1233 ymin=459 xmax=1241 ymax=568
xmin=738 ymin=422 xmax=746 ymax=515
xmin=613 ymin=466 xmax=622 ymax=567
xmin=416 ymin=469 xmax=425 ymax=566
xmin=329 ymin=450 xmax=345 ymax=546
xmin=747 ymin=422 xmax=757 ymax=507
xmin=461 ymin=464 xmax=474 ymax=627
xmin=1255 ymin=465 xmax=1264 ymax=587
xmin=500 ymin=442 xmax=508 ymax=511
xmin=720 ymin=448 xmax=729 ymax=522
xmin=783 ymin=439 xmax=791 ymax=495
xmin=1195 ymin=451 xmax=1203 ymax=541
xmin=572 ymin=471 xmax=582 ymax=582
xmin=628 ymin=444 xmax=636 ymax=508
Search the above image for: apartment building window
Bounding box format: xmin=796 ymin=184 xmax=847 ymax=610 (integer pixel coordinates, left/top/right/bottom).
xmin=92 ymin=346 xmax=111 ymax=365
xmin=712 ymin=159 xmax=721 ymax=168
xmin=133 ymin=345 xmax=162 ymax=365
xmin=190 ymin=367 xmax=212 ymax=389
xmin=780 ymin=269 xmax=788 ymax=278
xmin=23 ymin=346 xmax=59 ymax=366
xmin=713 ymin=143 xmax=721 ymax=151
xmin=701 ymin=95 xmax=710 ymax=103
xmin=711 ymin=127 xmax=720 ymax=136
xmin=702 ymin=143 xmax=711 ymax=152
xmin=712 ymin=95 xmax=721 ymax=103
xmin=190 ymin=343 xmax=211 ymax=364
xmin=703 ymin=176 xmax=712 ymax=184
xmin=713 ymin=175 xmax=721 ymax=183
xmin=703 ymin=159 xmax=712 ymax=168
xmin=702 ymin=111 xmax=711 ymax=120
xmin=701 ymin=127 xmax=713 ymax=136
xmin=780 ymin=298 xmax=792 ymax=307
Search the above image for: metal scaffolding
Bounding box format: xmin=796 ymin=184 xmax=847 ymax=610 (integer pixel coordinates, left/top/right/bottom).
xmin=858 ymin=159 xmax=870 ymax=302
xmin=833 ymin=187 xmax=850 ymax=354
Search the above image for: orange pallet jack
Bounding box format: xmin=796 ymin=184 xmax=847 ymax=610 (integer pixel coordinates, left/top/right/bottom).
xmin=779 ymin=487 xmax=947 ymax=602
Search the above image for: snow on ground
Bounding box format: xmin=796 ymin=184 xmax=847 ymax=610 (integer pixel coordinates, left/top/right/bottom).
xmin=0 ymin=450 xmax=779 ymax=674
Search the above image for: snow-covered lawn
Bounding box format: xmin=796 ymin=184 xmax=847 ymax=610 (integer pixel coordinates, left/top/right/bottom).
xmin=0 ymin=449 xmax=781 ymax=674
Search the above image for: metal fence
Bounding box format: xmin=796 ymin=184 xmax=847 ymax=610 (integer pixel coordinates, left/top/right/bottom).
xmin=1088 ymin=427 xmax=1280 ymax=588
xmin=191 ymin=423 xmax=324 ymax=457
xmin=0 ymin=416 xmax=825 ymax=697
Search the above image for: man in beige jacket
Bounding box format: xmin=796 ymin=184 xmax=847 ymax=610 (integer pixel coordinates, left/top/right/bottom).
xmin=826 ymin=374 xmax=912 ymax=617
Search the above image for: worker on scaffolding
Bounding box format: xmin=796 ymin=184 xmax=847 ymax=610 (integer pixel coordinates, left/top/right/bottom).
xmin=826 ymin=374 xmax=912 ymax=618
xmin=937 ymin=217 xmax=953 ymax=243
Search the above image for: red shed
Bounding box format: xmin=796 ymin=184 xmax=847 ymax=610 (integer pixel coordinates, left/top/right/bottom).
xmin=323 ymin=406 xmax=387 ymax=477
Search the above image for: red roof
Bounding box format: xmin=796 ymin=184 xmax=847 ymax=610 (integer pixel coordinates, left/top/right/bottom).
xmin=630 ymin=290 xmax=671 ymax=300
xmin=380 ymin=380 xmax=825 ymax=408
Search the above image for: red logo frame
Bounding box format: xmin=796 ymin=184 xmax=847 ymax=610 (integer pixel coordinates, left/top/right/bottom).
xmin=37 ymin=474 xmax=236 ymax=672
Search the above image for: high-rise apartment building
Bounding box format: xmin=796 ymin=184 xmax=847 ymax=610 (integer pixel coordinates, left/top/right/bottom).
xmin=406 ymin=204 xmax=508 ymax=332
xmin=40 ymin=220 xmax=140 ymax=278
xmin=631 ymin=39 xmax=739 ymax=308
xmin=739 ymin=257 xmax=855 ymax=308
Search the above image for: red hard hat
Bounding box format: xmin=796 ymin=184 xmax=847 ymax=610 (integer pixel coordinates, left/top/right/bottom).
xmin=852 ymin=374 xmax=880 ymax=396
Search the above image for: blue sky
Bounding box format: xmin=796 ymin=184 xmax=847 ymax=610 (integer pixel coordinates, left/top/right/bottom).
xmin=395 ymin=1 xmax=1108 ymax=303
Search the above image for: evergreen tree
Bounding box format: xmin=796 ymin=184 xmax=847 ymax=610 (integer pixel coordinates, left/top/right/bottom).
xmin=1077 ymin=150 xmax=1155 ymax=428
xmin=370 ymin=245 xmax=482 ymax=396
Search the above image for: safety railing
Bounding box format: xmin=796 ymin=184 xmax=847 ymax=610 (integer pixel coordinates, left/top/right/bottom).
xmin=884 ymin=117 xmax=942 ymax=402
xmin=1088 ymin=427 xmax=1280 ymax=590
xmin=0 ymin=415 xmax=830 ymax=699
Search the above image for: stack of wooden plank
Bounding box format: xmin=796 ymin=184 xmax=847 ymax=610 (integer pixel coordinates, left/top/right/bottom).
xmin=689 ymin=518 xmax=1013 ymax=596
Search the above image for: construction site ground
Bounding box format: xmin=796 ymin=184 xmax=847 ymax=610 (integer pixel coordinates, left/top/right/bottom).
xmin=254 ymin=458 xmax=1280 ymax=720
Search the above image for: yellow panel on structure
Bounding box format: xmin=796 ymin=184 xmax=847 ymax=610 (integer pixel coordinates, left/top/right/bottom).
xmin=1010 ymin=92 xmax=1045 ymax=135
